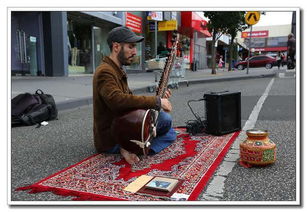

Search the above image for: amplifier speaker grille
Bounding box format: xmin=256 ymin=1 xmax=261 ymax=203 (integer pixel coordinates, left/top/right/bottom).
xmin=204 ymin=91 xmax=241 ymax=135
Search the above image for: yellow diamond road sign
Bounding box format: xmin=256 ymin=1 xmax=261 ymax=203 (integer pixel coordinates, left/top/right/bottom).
xmin=245 ymin=11 xmax=260 ymax=25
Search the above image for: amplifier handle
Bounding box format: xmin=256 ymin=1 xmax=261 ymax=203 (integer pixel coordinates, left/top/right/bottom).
xmin=209 ymin=90 xmax=229 ymax=94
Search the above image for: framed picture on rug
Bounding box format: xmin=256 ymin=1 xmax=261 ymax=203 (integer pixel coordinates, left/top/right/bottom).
xmin=145 ymin=177 xmax=179 ymax=192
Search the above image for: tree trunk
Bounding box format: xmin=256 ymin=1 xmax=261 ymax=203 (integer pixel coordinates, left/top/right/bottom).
xmin=228 ymin=42 xmax=233 ymax=71
xmin=211 ymin=30 xmax=217 ymax=74
xmin=228 ymin=37 xmax=235 ymax=71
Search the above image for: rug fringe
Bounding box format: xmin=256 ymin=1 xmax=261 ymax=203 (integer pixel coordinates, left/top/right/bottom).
xmin=16 ymin=185 xmax=124 ymax=201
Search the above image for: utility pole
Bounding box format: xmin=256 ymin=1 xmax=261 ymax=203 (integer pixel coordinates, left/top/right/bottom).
xmin=246 ymin=25 xmax=252 ymax=74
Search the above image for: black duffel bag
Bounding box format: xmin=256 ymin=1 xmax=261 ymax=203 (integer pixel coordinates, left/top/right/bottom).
xmin=12 ymin=89 xmax=58 ymax=126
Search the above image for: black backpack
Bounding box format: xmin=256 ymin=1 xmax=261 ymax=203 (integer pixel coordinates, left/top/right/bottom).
xmin=11 ymin=89 xmax=58 ymax=126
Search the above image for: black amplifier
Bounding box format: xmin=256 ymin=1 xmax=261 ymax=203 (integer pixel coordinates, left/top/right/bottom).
xmin=204 ymin=91 xmax=241 ymax=136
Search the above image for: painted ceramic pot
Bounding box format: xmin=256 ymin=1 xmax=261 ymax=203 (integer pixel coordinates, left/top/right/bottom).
xmin=240 ymin=129 xmax=276 ymax=166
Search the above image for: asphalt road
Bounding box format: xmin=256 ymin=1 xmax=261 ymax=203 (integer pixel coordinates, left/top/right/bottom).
xmin=10 ymin=74 xmax=297 ymax=203
xmin=198 ymin=76 xmax=296 ymax=202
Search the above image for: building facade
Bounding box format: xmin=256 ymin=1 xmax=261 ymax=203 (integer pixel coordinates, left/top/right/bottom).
xmin=11 ymin=11 xmax=67 ymax=76
xmin=11 ymin=11 xmax=210 ymax=77
xmin=236 ymin=24 xmax=291 ymax=59
xmin=11 ymin=11 xmax=128 ymax=76
xmin=180 ymin=12 xmax=211 ymax=69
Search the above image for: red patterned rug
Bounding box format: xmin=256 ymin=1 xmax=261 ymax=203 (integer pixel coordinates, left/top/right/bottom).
xmin=17 ymin=128 xmax=240 ymax=201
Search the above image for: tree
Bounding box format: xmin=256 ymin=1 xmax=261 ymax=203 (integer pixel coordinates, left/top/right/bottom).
xmin=204 ymin=11 xmax=247 ymax=74
xmin=225 ymin=12 xmax=247 ymax=71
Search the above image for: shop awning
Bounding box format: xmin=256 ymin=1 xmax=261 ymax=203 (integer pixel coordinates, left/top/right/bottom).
xmin=254 ymin=46 xmax=288 ymax=52
xmin=180 ymin=11 xmax=211 ymax=37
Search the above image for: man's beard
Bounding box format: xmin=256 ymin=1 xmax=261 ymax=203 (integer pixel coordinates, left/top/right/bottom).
xmin=117 ymin=47 xmax=133 ymax=66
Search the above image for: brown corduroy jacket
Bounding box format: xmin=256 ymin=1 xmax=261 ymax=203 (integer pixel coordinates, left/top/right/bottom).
xmin=93 ymin=56 xmax=159 ymax=152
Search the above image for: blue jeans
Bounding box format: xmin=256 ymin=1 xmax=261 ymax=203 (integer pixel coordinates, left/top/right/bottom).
xmin=106 ymin=111 xmax=177 ymax=154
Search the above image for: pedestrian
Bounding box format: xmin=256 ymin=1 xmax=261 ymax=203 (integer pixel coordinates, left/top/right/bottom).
xmin=281 ymin=52 xmax=286 ymax=67
xmin=92 ymin=26 xmax=176 ymax=165
xmin=218 ymin=56 xmax=224 ymax=71
xmin=276 ymin=51 xmax=282 ymax=69
xmin=157 ymin=41 xmax=167 ymax=57
xmin=287 ymin=33 xmax=296 ymax=69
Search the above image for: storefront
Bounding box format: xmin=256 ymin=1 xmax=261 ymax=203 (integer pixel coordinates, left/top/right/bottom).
xmin=238 ymin=25 xmax=291 ymax=57
xmin=145 ymin=12 xmax=180 ymax=61
xmin=11 ymin=11 xmax=70 ymax=77
xmin=11 ymin=11 xmax=127 ymax=77
xmin=67 ymin=11 xmax=126 ymax=75
xmin=68 ymin=11 xmax=145 ymax=73
xmin=125 ymin=12 xmax=144 ymax=71
xmin=145 ymin=23 xmax=168 ymax=60
xmin=11 ymin=11 xmax=45 ymax=76
xmin=180 ymin=12 xmax=211 ymax=70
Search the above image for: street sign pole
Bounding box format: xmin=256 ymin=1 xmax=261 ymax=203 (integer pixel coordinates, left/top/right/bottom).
xmin=247 ymin=25 xmax=252 ymax=74
xmin=155 ymin=21 xmax=158 ymax=58
xmin=224 ymin=50 xmax=227 ymax=67
xmin=244 ymin=11 xmax=260 ymax=74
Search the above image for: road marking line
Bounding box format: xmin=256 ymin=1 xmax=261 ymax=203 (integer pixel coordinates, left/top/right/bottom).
xmin=201 ymin=78 xmax=275 ymax=200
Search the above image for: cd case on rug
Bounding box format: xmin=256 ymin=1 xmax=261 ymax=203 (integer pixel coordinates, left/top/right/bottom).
xmin=145 ymin=176 xmax=180 ymax=192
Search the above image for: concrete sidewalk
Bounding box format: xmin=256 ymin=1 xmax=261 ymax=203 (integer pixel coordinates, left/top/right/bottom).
xmin=11 ymin=68 xmax=277 ymax=111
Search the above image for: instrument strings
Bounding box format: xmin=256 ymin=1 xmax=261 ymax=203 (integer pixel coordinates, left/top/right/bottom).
xmin=156 ymin=32 xmax=179 ymax=98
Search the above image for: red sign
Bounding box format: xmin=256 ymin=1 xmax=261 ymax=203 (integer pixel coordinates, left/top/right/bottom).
xmin=254 ymin=47 xmax=288 ymax=52
xmin=126 ymin=12 xmax=142 ymax=33
xmin=241 ymin=30 xmax=269 ymax=38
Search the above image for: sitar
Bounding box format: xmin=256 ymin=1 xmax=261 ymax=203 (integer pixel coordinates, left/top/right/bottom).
xmin=111 ymin=31 xmax=179 ymax=155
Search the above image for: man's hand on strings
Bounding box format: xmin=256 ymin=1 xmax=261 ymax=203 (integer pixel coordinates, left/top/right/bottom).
xmin=161 ymin=98 xmax=172 ymax=112
xmin=164 ymin=89 xmax=172 ymax=99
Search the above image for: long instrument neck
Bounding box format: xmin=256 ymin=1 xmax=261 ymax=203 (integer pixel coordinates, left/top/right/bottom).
xmin=156 ymin=34 xmax=179 ymax=98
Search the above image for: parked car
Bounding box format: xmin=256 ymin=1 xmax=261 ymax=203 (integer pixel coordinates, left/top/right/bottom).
xmin=234 ymin=55 xmax=277 ymax=70
xmin=266 ymin=53 xmax=277 ymax=58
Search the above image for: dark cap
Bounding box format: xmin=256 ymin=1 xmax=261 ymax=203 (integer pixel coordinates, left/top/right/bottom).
xmin=107 ymin=26 xmax=144 ymax=47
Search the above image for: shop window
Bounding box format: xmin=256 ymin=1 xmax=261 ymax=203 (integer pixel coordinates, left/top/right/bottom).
xmin=68 ymin=19 xmax=93 ymax=75
xmin=244 ymin=37 xmax=266 ymax=48
xmin=267 ymin=36 xmax=287 ymax=47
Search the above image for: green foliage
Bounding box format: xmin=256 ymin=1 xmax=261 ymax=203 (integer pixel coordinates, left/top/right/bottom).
xmin=203 ymin=11 xmax=248 ymax=72
xmin=204 ymin=11 xmax=247 ymax=40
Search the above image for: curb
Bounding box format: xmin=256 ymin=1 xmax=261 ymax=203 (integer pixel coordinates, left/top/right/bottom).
xmin=56 ymin=73 xmax=276 ymax=111
xmin=186 ymin=73 xmax=276 ymax=85
xmin=57 ymin=97 xmax=93 ymax=111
